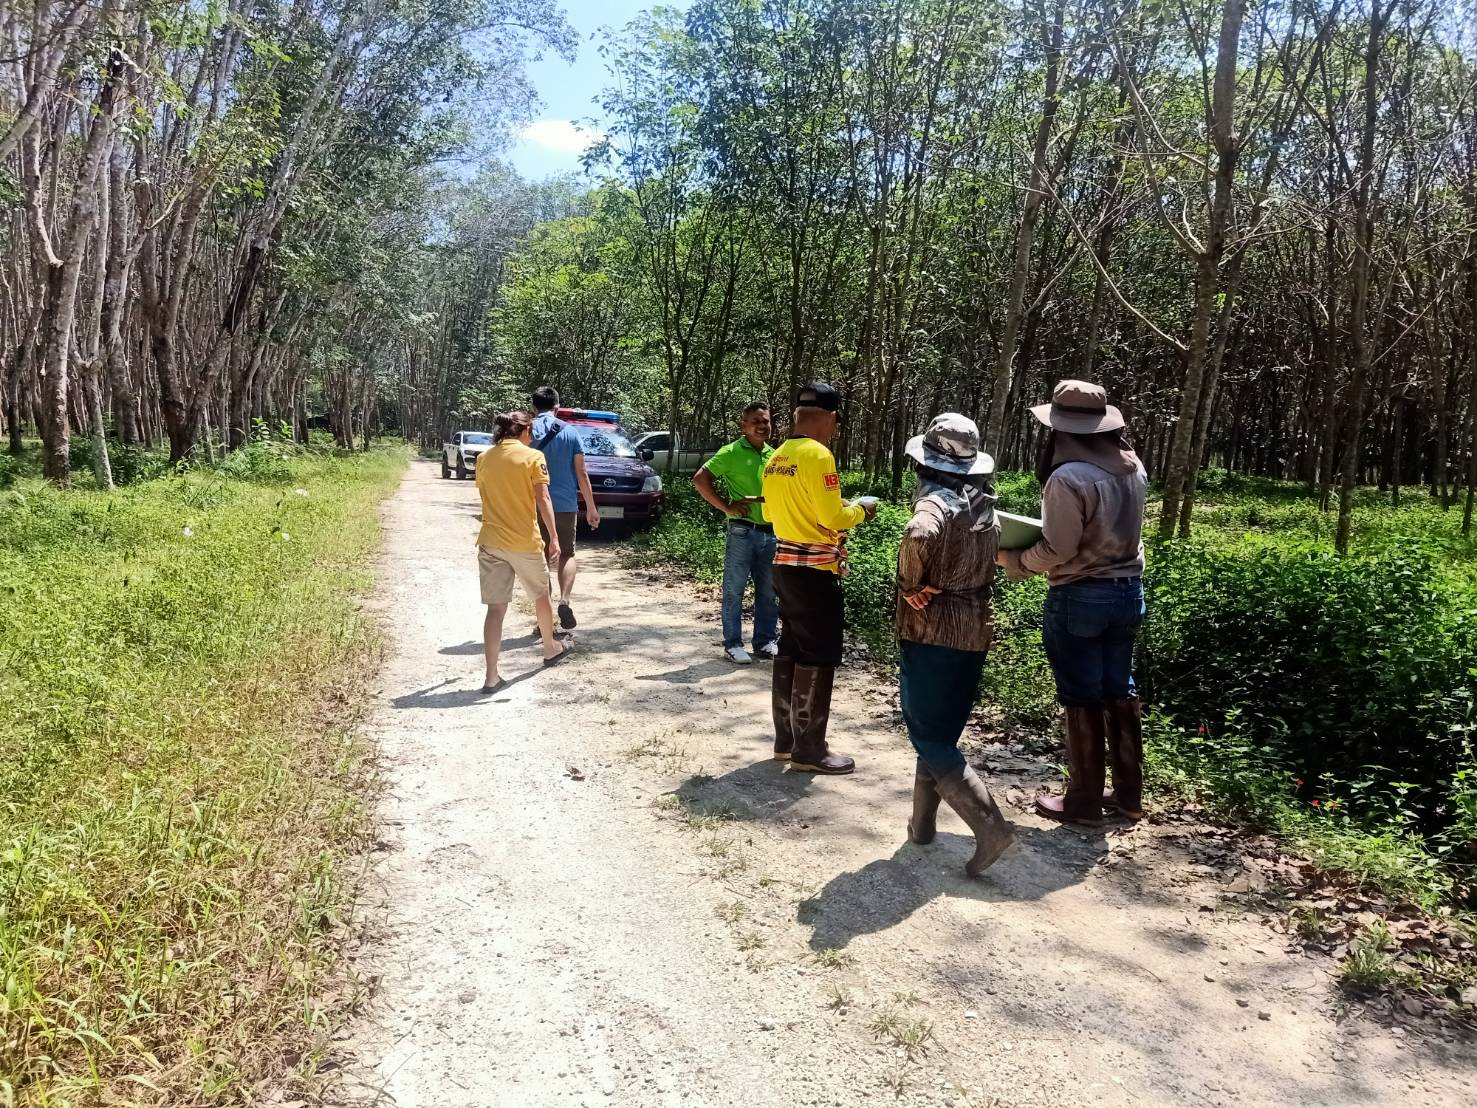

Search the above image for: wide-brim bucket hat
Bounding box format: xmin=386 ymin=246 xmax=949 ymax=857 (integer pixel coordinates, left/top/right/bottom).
xmin=904 ymin=412 xmax=994 ymax=476
xmin=1029 ymin=379 xmax=1125 ymax=434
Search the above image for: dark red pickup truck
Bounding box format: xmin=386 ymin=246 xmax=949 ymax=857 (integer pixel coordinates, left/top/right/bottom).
xmin=557 ymin=408 xmax=664 ymax=528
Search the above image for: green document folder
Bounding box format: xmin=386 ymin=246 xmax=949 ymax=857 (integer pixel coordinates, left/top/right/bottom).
xmin=997 ymin=510 xmax=1043 ymax=550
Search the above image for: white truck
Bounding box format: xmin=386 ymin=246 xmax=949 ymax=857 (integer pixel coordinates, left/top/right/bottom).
xmin=441 ymin=430 xmax=494 ymax=479
xmin=630 ymin=430 xmax=717 ymax=475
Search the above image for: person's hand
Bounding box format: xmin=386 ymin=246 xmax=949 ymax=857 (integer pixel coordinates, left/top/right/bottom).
xmin=586 ymin=504 xmax=601 ymax=529
xmin=725 ymin=501 xmax=749 ymax=519
xmin=856 ymin=495 xmax=880 ymax=521
xmin=995 ymin=549 xmax=1008 ymax=567
xmin=546 ymin=540 xmax=561 ymax=566
xmin=904 ymin=585 xmax=941 ymax=611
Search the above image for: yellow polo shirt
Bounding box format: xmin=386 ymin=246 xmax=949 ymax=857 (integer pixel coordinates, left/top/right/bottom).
xmin=761 ymin=437 xmax=865 ymax=572
xmin=475 ymin=439 xmax=549 ymax=554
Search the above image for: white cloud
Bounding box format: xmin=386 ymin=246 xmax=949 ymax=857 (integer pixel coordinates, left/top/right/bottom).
xmin=520 ymin=119 xmax=603 ymax=154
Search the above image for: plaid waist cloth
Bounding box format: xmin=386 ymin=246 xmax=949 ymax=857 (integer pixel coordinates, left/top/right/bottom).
xmin=774 ymin=537 xmax=848 ymax=576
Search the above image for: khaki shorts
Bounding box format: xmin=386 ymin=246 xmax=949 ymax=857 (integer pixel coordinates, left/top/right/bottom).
xmin=538 ymin=511 xmax=578 ymax=562
xmin=478 ymin=545 xmax=551 ymax=606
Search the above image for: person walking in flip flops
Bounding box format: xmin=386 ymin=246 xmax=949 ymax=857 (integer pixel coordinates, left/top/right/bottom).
xmin=475 ymin=410 xmax=574 ymax=693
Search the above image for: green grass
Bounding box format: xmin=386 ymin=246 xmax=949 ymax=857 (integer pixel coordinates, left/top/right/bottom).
xmin=0 ymin=442 xmax=408 ymax=1104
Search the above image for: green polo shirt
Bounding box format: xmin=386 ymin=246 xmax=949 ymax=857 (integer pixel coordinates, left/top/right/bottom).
xmin=701 ymin=437 xmax=775 ymax=524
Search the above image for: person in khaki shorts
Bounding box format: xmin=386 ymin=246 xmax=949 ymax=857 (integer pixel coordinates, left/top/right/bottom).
xmin=475 ymin=410 xmax=574 ymax=693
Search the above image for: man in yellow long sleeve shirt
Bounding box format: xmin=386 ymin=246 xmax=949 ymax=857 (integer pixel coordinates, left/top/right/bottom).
xmin=762 ymin=382 xmax=878 ymax=774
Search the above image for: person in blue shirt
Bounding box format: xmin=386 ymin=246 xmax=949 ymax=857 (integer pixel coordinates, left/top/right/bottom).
xmin=530 ymin=386 xmax=600 ymax=630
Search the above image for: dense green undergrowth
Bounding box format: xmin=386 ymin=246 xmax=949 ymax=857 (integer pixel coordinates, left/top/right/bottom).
xmin=0 ymin=441 xmax=407 ymax=1105
xmin=642 ymin=470 xmax=1477 ymax=914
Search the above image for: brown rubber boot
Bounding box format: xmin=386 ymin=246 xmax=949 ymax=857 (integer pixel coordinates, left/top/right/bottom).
xmin=1034 ymin=706 xmax=1107 ymax=827
xmin=1102 ymin=696 xmax=1144 ymax=819
xmin=935 ymin=765 xmax=1015 ymax=876
xmin=771 ymin=657 xmax=796 ymax=760
xmin=908 ymin=762 xmax=941 ymax=844
xmin=788 ymin=664 xmax=854 ymax=775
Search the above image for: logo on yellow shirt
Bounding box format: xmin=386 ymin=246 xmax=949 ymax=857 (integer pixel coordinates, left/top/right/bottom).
xmin=824 ymin=472 xmax=839 ymax=489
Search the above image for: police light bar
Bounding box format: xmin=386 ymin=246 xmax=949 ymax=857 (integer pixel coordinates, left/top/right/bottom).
xmin=557 ymin=407 xmax=620 ymax=423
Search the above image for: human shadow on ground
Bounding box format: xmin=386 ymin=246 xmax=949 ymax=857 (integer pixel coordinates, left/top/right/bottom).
xmin=390 ymin=668 xmax=543 ymax=710
xmin=675 ymin=759 xmax=817 ymax=822
xmin=438 ymin=640 xmax=484 ymax=656
xmin=635 ymin=657 xmax=736 ymax=685
xmin=797 ymin=824 xmax=1102 ymax=951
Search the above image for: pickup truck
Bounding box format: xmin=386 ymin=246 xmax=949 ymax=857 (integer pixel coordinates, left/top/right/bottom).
xmin=630 ymin=430 xmax=717 ymax=475
xmin=441 ymin=431 xmax=494 ymax=479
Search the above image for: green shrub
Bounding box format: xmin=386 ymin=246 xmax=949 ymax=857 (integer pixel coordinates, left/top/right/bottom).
xmin=212 ymin=437 xmax=299 ymax=483
xmin=1141 ymin=540 xmax=1477 ymax=836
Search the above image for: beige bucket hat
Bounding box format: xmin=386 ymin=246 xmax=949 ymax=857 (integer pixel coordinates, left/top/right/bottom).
xmin=1029 ymin=380 xmax=1125 ymax=434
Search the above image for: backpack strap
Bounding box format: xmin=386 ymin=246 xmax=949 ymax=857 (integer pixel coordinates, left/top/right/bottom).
xmin=534 ymin=417 xmax=565 ymax=452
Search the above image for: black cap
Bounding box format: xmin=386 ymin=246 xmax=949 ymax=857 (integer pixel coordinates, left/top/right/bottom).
xmin=795 ymin=381 xmax=841 ymax=412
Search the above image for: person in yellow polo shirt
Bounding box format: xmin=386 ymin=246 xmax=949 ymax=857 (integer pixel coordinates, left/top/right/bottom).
xmin=762 ymin=382 xmax=878 ymax=774
xmin=475 ymin=410 xmax=574 ymax=693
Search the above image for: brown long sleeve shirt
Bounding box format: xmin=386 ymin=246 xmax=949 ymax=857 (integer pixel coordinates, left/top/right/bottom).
xmin=894 ymin=499 xmax=998 ymax=653
xmin=1004 ymin=461 xmax=1147 ymax=586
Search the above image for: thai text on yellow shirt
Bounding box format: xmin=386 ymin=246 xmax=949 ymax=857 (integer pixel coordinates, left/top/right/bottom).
xmin=761 ymin=437 xmax=865 ymax=572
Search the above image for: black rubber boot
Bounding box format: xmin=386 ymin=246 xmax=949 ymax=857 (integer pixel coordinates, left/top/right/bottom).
xmin=788 ymin=664 xmax=853 ymax=775
xmin=772 ymin=657 xmax=796 ymax=760
xmin=935 ymin=765 xmax=1014 ymax=876
xmin=909 ymin=762 xmax=940 ymax=844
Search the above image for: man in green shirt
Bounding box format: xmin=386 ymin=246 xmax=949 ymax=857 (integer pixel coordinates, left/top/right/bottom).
xmin=694 ymin=402 xmax=778 ymax=664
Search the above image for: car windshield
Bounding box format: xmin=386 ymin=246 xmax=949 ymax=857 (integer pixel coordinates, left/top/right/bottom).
xmin=573 ymin=424 xmax=638 ymax=458
xmin=462 ymin=433 xmax=493 ymax=445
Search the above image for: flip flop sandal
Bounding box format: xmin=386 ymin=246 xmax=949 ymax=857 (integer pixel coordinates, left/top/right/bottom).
xmin=543 ymin=643 xmax=574 ymax=668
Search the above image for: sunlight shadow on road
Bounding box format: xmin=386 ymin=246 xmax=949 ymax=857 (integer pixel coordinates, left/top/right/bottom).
xmin=797 ymin=825 xmax=1100 ymax=950
xmin=636 ymin=658 xmax=738 ymax=685
xmin=390 ymin=670 xmax=543 ymax=710
xmin=438 ymin=641 xmax=484 ymax=656
xmin=675 ymin=760 xmax=817 ymax=821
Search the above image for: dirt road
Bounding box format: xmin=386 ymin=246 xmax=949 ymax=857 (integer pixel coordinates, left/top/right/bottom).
xmin=329 ymin=461 xmax=1476 ymax=1107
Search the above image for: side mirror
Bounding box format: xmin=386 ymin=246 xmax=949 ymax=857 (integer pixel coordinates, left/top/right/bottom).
xmin=640 ymin=448 xmax=655 ymax=461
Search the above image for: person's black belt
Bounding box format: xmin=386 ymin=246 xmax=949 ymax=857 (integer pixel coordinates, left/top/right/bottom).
xmin=729 ymin=519 xmax=773 ymax=532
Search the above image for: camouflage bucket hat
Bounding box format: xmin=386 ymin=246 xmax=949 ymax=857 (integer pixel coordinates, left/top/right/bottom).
xmin=905 ymin=412 xmax=994 ymax=477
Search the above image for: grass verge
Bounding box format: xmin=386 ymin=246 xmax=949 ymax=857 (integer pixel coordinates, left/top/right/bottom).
xmin=0 ymin=443 xmax=408 ymax=1105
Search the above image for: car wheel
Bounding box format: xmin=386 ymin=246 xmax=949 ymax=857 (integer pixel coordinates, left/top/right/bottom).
xmin=441 ymin=456 xmax=450 ymax=478
xmin=456 ymin=459 xmax=467 ymax=480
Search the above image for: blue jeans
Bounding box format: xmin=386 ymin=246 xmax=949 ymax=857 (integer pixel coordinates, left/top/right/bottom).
xmin=898 ymin=640 xmax=988 ymax=779
xmin=722 ymin=522 xmax=778 ymax=650
xmin=1042 ymin=577 xmax=1145 ymax=707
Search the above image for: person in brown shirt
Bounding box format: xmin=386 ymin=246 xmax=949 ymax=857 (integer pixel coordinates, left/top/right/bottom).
xmin=895 ymin=413 xmax=1014 ymax=876
xmin=999 ymin=380 xmax=1148 ymax=826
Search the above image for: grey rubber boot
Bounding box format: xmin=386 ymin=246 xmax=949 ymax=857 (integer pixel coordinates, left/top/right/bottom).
xmin=935 ymin=765 xmax=1014 ymax=876
xmin=909 ymin=762 xmax=941 ymax=844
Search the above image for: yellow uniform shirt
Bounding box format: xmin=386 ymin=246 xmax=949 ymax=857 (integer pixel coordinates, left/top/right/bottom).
xmin=475 ymin=439 xmax=549 ymax=554
xmin=762 ymin=437 xmax=865 ymax=573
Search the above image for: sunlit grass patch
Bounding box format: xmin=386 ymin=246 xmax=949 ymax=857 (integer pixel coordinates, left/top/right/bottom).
xmin=0 ymin=445 xmax=407 ymax=1102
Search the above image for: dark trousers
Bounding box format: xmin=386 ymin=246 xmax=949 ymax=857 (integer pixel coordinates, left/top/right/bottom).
xmin=771 ymin=564 xmax=845 ymax=667
xmin=898 ymin=640 xmax=987 ymax=778
xmin=1041 ymin=577 xmax=1145 ymax=707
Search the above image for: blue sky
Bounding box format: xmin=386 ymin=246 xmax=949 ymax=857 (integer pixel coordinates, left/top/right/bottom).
xmin=508 ymin=0 xmax=686 ymax=180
